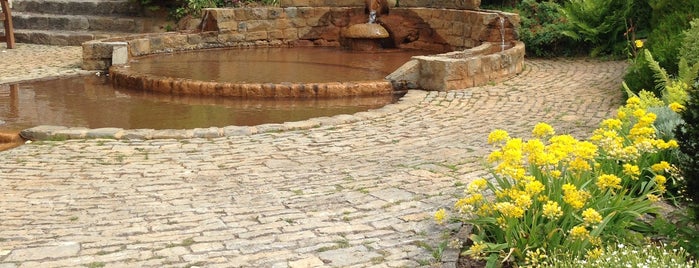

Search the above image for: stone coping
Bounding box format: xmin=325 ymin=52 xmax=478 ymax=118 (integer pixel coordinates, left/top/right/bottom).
xmin=19 ymin=89 xmax=428 ymax=141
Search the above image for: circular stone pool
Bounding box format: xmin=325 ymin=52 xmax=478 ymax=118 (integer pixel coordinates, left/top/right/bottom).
xmin=111 ymin=47 xmax=434 ymax=98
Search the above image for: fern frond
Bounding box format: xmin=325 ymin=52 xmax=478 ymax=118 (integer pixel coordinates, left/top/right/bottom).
xmin=644 ymin=49 xmax=670 ymax=92
xmin=678 ymin=57 xmax=699 ymax=87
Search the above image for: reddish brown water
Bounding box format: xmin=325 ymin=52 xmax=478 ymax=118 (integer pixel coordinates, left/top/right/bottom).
xmin=0 ymin=76 xmax=396 ymax=132
xmin=129 ymin=47 xmax=431 ymax=83
xmin=1 ymin=47 xmax=430 ymax=133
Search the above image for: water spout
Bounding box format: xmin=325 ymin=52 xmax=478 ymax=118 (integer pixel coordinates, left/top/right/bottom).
xmin=499 ymin=16 xmax=506 ymax=52
xmin=369 ymin=10 xmax=377 ymax=24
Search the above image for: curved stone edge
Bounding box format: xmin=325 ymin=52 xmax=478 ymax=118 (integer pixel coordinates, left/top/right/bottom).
xmin=110 ymin=65 xmax=395 ymax=98
xmin=18 ymin=90 xmax=429 ymax=142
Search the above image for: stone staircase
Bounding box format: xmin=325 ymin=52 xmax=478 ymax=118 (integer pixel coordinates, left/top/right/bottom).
xmin=7 ymin=0 xmax=168 ymax=46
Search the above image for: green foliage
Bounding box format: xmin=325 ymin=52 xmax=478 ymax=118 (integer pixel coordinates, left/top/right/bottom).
xmin=679 ymin=19 xmax=699 ymax=77
xmin=624 ymin=48 xmax=699 ymax=100
xmin=515 ymin=0 xmax=576 ymax=57
xmin=675 ymin=79 xmax=699 ymax=220
xmin=559 ymin=0 xmax=633 ymax=57
xmin=645 ymin=0 xmax=699 ymax=74
xmin=649 ymin=208 xmax=699 ymax=259
xmin=623 ymin=48 xmax=657 ymax=98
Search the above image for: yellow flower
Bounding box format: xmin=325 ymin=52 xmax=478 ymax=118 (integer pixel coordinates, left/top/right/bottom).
xmin=635 ymin=40 xmax=644 ymax=48
xmin=488 ymin=129 xmax=510 ymax=144
xmin=651 ymin=161 xmax=671 ymax=173
xmin=669 ymin=102 xmax=686 ymax=113
xmin=434 ymin=208 xmax=447 ymax=224
xmin=542 ymin=201 xmax=563 ymax=220
xmin=654 ymin=174 xmax=667 ymax=185
xmin=548 ymin=170 xmax=562 ymax=178
xmin=570 ymin=225 xmax=590 ymax=240
xmin=525 ymin=180 xmax=545 ymax=195
xmin=582 ymin=208 xmax=603 ymax=225
xmin=596 ymin=174 xmax=623 ymax=191
xmin=569 ymin=157 xmax=592 ymax=172
xmin=514 ymin=194 xmax=532 ymax=209
xmin=562 ymin=184 xmax=590 ymax=209
xmin=647 ymin=193 xmax=661 ymax=202
xmin=586 ymin=247 xmax=603 ymax=260
xmin=466 ymin=241 xmax=488 ymax=259
xmin=532 ymin=122 xmax=555 ymax=138
xmin=495 ymin=202 xmax=525 ymax=218
xmin=466 ymin=178 xmax=488 ymax=193
xmin=601 ymin=118 xmax=623 ymax=130
xmin=617 ymin=110 xmax=627 ymax=120
xmin=623 ymin=163 xmax=641 ymax=179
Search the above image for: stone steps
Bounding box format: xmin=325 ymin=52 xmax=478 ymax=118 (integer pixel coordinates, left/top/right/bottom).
xmin=13 ymin=29 xmax=127 ymax=46
xmin=6 ymin=0 xmax=167 ymax=46
xmin=11 ymin=0 xmax=140 ymax=16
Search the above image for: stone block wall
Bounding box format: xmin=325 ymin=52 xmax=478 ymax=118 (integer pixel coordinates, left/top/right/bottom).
xmin=83 ymin=6 xmax=519 ymax=70
xmin=280 ymin=0 xmax=481 ymax=10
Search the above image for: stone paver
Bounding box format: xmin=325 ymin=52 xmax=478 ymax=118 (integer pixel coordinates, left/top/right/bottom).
xmin=0 ymin=44 xmax=627 ymax=267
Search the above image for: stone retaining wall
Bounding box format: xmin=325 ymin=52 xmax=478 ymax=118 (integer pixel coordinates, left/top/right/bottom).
xmin=279 ymin=0 xmax=481 ymax=10
xmin=83 ymin=6 xmax=518 ymax=70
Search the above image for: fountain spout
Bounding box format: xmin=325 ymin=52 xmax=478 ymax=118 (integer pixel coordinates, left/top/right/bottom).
xmin=365 ymin=0 xmax=389 ymax=24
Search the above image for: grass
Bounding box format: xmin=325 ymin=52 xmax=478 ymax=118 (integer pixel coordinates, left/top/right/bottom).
xmin=85 ymin=262 xmax=105 ymax=268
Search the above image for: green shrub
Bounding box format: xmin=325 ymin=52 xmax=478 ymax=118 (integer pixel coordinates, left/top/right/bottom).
xmin=515 ymin=0 xmax=576 ymax=57
xmin=559 ymin=0 xmax=634 ymax=57
xmin=679 ymin=19 xmax=699 ymax=69
xmin=645 ymin=0 xmax=699 ymax=74
xmin=623 ymin=48 xmax=658 ymax=98
xmin=675 ymin=80 xmax=699 ymax=220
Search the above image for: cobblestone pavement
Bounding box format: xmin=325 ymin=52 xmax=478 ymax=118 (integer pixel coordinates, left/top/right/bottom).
xmin=0 ymin=43 xmax=88 ymax=84
xmin=0 ymin=44 xmax=627 ymax=268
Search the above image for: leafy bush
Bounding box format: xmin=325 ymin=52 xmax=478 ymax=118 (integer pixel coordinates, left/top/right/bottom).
xmin=645 ymin=0 xmax=699 ymax=74
xmin=559 ymin=0 xmax=634 ymax=57
xmin=623 ymin=47 xmax=659 ymax=98
xmin=435 ymin=98 xmax=681 ymax=266
xmin=675 ymin=77 xmax=699 ymax=220
xmin=679 ymin=19 xmax=699 ymax=69
xmin=515 ymin=0 xmax=576 ymax=57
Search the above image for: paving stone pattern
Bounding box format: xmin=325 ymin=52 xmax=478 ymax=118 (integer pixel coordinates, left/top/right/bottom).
xmin=0 ymin=58 xmax=627 ymax=267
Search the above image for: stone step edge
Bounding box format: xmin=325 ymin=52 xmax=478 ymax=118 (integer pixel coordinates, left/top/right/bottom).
xmin=11 ymin=0 xmax=141 ymax=16
xmin=11 ymin=12 xmax=164 ymax=33
xmin=18 ymin=90 xmax=428 ymax=141
xmin=12 ymin=29 xmax=129 ymax=46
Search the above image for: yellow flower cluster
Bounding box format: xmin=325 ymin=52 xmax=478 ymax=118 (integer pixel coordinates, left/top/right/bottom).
xmin=582 ymin=208 xmax=603 ymax=225
xmin=591 ymin=96 xmax=679 ymax=161
xmin=542 ymin=201 xmax=563 ymax=220
xmin=596 ymin=174 xmax=622 ymax=192
xmin=466 ymin=241 xmax=488 ymax=260
xmin=622 ymin=163 xmax=641 ymax=180
xmin=570 ymin=225 xmax=590 ymax=240
xmin=495 ymin=201 xmax=525 ymax=218
xmin=562 ymin=183 xmax=591 ymax=209
xmin=434 ymin=208 xmax=447 ymax=224
xmin=466 ymin=178 xmax=488 ymax=193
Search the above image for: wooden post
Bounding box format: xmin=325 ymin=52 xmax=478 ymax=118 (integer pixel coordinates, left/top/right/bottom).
xmin=1 ymin=0 xmax=16 ymax=49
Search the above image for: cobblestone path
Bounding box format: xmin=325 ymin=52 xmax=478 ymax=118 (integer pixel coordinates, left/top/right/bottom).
xmin=0 ymin=59 xmax=626 ymax=267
